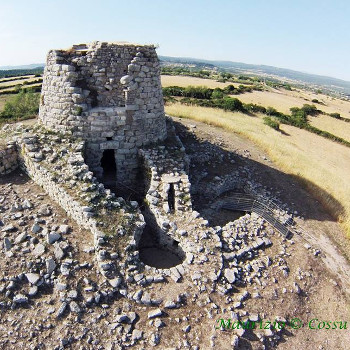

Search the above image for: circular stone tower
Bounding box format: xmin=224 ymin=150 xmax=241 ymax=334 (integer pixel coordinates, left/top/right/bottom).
xmin=39 ymin=41 xmax=167 ymax=187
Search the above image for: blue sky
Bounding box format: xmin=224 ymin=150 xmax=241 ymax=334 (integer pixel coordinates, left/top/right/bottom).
xmin=1 ymin=0 xmax=349 ymax=80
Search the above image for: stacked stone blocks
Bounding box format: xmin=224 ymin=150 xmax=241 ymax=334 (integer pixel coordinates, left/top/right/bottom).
xmin=0 ymin=142 xmax=18 ymax=175
xmin=39 ymin=41 xmax=167 ymax=186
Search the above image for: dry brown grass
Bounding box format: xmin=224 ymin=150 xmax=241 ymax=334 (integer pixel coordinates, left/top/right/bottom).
xmin=237 ymin=89 xmax=307 ymax=114
xmin=165 ymin=103 xmax=350 ymax=236
xmin=161 ymin=75 xmax=240 ymax=88
xmin=236 ymin=86 xmax=350 ymax=120
xmin=309 ymin=115 xmax=350 ymax=142
xmin=0 ymin=75 xmax=37 ymax=87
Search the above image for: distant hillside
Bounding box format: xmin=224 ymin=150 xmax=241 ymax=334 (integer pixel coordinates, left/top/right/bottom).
xmin=0 ymin=63 xmax=45 ymax=70
xmin=0 ymin=66 xmax=44 ymax=79
xmin=2 ymin=59 xmax=350 ymax=96
xmin=160 ymin=56 xmax=350 ymax=96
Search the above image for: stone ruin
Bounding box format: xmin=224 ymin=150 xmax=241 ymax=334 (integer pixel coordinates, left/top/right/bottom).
xmin=0 ymin=42 xmax=300 ymax=348
xmin=0 ymin=41 xmax=226 ymax=290
xmin=39 ymin=41 xmax=167 ymax=187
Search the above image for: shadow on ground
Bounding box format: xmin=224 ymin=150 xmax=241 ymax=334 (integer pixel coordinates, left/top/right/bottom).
xmin=173 ymin=120 xmax=344 ymax=227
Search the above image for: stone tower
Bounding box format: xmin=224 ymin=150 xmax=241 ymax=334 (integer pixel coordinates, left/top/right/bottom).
xmin=39 ymin=41 xmax=167 ymax=187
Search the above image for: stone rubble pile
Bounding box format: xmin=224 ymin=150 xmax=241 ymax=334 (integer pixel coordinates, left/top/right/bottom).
xmin=0 ymin=118 xmax=310 ymax=348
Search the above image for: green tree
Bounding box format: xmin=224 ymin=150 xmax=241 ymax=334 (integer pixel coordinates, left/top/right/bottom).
xmin=211 ymin=88 xmax=224 ymax=99
xmin=266 ymin=106 xmax=279 ymax=116
xmin=301 ymin=104 xmax=318 ymax=116
xmin=263 ymin=116 xmax=280 ymax=130
xmin=1 ymin=91 xmax=40 ymax=120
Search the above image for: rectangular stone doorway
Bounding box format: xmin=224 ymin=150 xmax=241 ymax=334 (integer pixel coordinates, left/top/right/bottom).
xmin=101 ymin=149 xmax=117 ymax=193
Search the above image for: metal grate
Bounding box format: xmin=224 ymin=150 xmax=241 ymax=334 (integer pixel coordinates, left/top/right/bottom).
xmin=221 ymin=193 xmax=293 ymax=237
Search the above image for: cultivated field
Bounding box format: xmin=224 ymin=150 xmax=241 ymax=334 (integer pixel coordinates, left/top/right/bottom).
xmin=309 ymin=114 xmax=350 ymax=142
xmin=0 ymin=75 xmax=37 ymax=87
xmin=161 ymin=74 xmax=350 ymax=122
xmin=161 ymin=75 xmax=240 ymax=88
xmin=0 ymin=84 xmax=42 ymax=94
xmin=165 ymin=103 xmax=350 ymax=239
xmin=294 ymin=89 xmax=350 ymax=120
xmin=237 ymin=88 xmax=308 ymax=114
xmin=0 ymin=75 xmax=42 ymax=113
xmin=236 ymin=88 xmax=350 ymax=119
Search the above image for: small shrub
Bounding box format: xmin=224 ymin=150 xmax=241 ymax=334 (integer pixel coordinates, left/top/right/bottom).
xmin=75 ymin=106 xmax=83 ymax=116
xmin=223 ymin=85 xmax=236 ymax=94
xmin=301 ymin=104 xmax=318 ymax=116
xmin=211 ymin=88 xmax=224 ymax=99
xmin=217 ymin=97 xmax=245 ymax=112
xmin=329 ymin=112 xmax=341 ymax=119
xmin=183 ymin=86 xmax=213 ymax=99
xmin=0 ymin=91 xmax=40 ymax=120
xmin=289 ymin=109 xmax=308 ymax=127
xmin=163 ymin=95 xmax=176 ymax=104
xmin=266 ymin=106 xmax=279 ymax=116
xmin=162 ymin=86 xmax=184 ymax=97
xmin=263 ymin=116 xmax=280 ymax=130
xmin=244 ymin=103 xmax=266 ymax=114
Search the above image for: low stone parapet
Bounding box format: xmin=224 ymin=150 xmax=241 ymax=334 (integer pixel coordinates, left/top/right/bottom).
xmin=0 ymin=141 xmax=18 ymax=175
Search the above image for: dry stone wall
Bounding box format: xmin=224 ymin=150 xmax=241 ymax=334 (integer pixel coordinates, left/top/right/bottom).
xmin=138 ymin=125 xmax=223 ymax=286
xmin=39 ymin=41 xmax=167 ymax=186
xmin=0 ymin=142 xmax=18 ymax=175
xmin=4 ymin=123 xmax=224 ymax=294
xmin=10 ymin=126 xmax=145 ymax=284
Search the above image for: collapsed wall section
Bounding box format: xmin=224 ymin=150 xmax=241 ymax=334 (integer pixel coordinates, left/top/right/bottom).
xmin=1 ymin=122 xmax=226 ymax=294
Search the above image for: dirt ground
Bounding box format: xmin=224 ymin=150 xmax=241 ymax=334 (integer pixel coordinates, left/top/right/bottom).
xmin=172 ymin=116 xmax=350 ymax=349
xmin=1 ymin=117 xmax=350 ymax=349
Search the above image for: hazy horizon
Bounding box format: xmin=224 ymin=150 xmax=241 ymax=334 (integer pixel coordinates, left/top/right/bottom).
xmin=1 ymin=0 xmax=349 ymax=80
xmin=2 ymin=55 xmax=350 ymax=85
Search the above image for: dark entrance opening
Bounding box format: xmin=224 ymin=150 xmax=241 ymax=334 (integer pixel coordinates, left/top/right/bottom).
xmin=168 ymin=183 xmax=175 ymax=212
xmin=138 ymin=209 xmax=185 ymax=269
xmin=101 ymin=149 xmax=117 ymax=193
xmin=138 ymin=224 xmax=185 ymax=269
xmin=132 ymin=166 xmax=185 ymax=269
xmin=212 ymin=208 xmax=248 ymax=227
